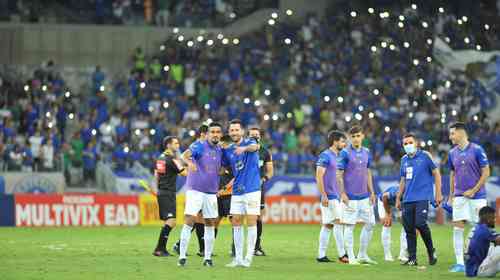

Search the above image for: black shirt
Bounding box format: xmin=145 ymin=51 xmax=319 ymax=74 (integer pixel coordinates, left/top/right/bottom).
xmin=258 ymin=147 xmax=272 ymax=178
xmin=155 ymin=152 xmax=184 ymax=193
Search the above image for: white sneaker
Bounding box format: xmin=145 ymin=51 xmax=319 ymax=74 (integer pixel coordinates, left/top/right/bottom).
xmin=225 ymin=259 xmax=243 ymax=268
xmin=349 ymin=259 xmax=361 ymax=265
xmin=358 ymin=256 xmax=378 ymax=265
xmin=241 ymin=258 xmax=252 ymax=268
xmin=399 ymin=251 xmax=409 ymax=262
xmin=384 ymin=255 xmax=394 ymax=262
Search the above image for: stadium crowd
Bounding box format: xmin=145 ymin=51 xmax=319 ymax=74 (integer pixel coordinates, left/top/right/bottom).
xmin=0 ymin=1 xmax=500 ymax=183
xmin=0 ymin=0 xmax=278 ymax=26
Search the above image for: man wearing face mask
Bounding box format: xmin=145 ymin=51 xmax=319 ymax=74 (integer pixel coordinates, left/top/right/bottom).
xmin=396 ymin=133 xmax=443 ymax=267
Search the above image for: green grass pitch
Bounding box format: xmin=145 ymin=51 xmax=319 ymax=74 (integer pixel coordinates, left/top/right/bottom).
xmin=0 ymin=224 xmax=472 ymax=280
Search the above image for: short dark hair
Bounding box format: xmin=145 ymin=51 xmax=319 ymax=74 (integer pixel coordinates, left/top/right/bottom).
xmin=479 ymin=206 xmax=495 ymax=218
xmin=209 ymin=122 xmax=222 ymax=129
xmin=349 ymin=125 xmax=363 ymax=135
xmin=248 ymin=125 xmax=260 ymax=132
xmin=327 ymin=130 xmax=346 ymax=145
xmin=229 ymin=119 xmax=242 ymax=128
xmin=403 ymin=133 xmax=416 ymax=140
xmin=449 ymin=122 xmax=467 ymax=132
xmin=198 ymin=124 xmax=209 ymax=134
xmin=163 ymin=136 xmax=178 ymax=149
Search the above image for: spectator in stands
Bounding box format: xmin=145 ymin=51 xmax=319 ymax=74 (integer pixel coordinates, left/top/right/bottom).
xmin=69 ymin=132 xmax=84 ymax=168
xmin=83 ymin=140 xmax=98 ymax=186
xmin=155 ymin=0 xmax=171 ymax=26
xmin=41 ymin=137 xmax=55 ymax=171
xmin=92 ymin=65 xmax=106 ymax=93
xmin=21 ymin=141 xmax=33 ymax=172
xmin=28 ymin=129 xmax=43 ymax=171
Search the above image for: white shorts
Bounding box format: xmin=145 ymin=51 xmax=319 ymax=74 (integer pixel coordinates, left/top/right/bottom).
xmin=341 ymin=198 xmax=375 ymax=225
xmin=230 ymin=191 xmax=261 ymax=216
xmin=477 ymin=245 xmax=500 ymax=277
xmin=321 ymin=199 xmax=342 ymax=225
xmin=377 ymin=199 xmax=401 ymax=221
xmin=452 ymin=196 xmax=487 ymax=223
xmin=184 ymin=190 xmax=218 ymax=219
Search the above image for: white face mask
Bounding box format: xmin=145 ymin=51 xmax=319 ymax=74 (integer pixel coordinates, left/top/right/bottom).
xmin=403 ymin=144 xmax=417 ymax=155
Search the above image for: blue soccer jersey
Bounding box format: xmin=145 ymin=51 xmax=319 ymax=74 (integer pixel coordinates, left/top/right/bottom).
xmin=223 ymin=138 xmax=260 ymax=195
xmin=400 ymin=150 xmax=437 ymax=203
xmin=316 ymin=149 xmax=339 ymax=200
xmin=378 ymin=186 xmax=399 ymax=206
xmin=465 ymin=223 xmax=498 ymax=277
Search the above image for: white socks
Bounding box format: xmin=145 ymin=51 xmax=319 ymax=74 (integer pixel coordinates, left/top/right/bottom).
xmin=358 ymin=223 xmax=374 ymax=259
xmin=204 ymin=226 xmax=215 ymax=261
xmin=333 ymin=224 xmax=345 ymax=257
xmin=399 ymin=229 xmax=408 ymax=258
xmin=381 ymin=226 xmax=391 ymax=257
xmin=233 ymin=226 xmax=244 ymax=262
xmin=246 ymin=226 xmax=257 ymax=262
xmin=344 ymin=225 xmax=355 ymax=261
xmin=453 ymin=226 xmax=465 ymax=265
xmin=318 ymin=226 xmax=332 ymax=258
xmin=179 ymin=224 xmax=193 ymax=259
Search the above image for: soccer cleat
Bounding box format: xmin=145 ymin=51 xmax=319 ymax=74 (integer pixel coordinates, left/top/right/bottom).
xmin=348 ymin=259 xmax=361 ymax=265
xmin=203 ymin=259 xmax=214 ymax=267
xmin=338 ymin=255 xmax=349 ymax=264
xmin=254 ymin=248 xmax=266 ymax=256
xmin=402 ymin=259 xmax=418 ymax=266
xmin=177 ymin=258 xmax=187 ymax=267
xmin=399 ymin=253 xmax=409 ymax=262
xmin=241 ymin=258 xmax=252 ymax=268
xmin=225 ymin=259 xmax=244 ymax=268
xmin=384 ymin=255 xmax=395 ymax=262
xmin=358 ymin=257 xmax=378 ymax=265
xmin=152 ymin=250 xmax=170 ymax=257
xmin=449 ymin=264 xmax=465 ymax=273
xmin=196 ymin=251 xmax=204 ymax=257
xmin=428 ymin=249 xmax=437 ymax=266
xmin=316 ymin=256 xmax=333 ymax=263
xmin=172 ymin=242 xmax=180 ymax=255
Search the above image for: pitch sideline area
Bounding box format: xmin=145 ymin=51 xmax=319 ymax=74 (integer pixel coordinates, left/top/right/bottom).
xmin=0 ymin=224 xmax=469 ymax=280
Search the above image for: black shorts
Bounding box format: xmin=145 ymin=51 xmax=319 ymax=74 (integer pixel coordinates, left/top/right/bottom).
xmin=157 ymin=192 xmax=176 ymax=220
xmin=218 ymin=195 xmax=231 ymax=217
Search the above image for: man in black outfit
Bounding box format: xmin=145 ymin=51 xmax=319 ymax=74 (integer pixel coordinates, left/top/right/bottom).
xmin=152 ymin=136 xmax=187 ymax=257
xmin=248 ymin=127 xmax=273 ymax=256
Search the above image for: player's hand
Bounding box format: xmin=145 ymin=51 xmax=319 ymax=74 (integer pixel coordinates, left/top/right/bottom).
xmin=341 ymin=193 xmax=349 ymax=205
xmin=447 ymin=196 xmax=453 ymax=207
xmin=383 ymin=216 xmax=392 ymax=227
xmin=435 ymin=193 xmax=443 ymax=206
xmin=321 ymin=194 xmax=329 ymax=207
xmin=369 ymin=193 xmax=376 ymax=205
xmin=395 ymin=199 xmax=401 ymax=210
xmin=463 ymin=189 xmax=475 ymax=198
xmin=234 ymin=146 xmax=246 ymax=155
xmin=188 ymin=161 xmax=197 ymax=172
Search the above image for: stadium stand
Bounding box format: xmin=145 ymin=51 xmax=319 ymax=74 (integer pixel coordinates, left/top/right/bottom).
xmin=0 ymin=0 xmax=499 ymax=187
